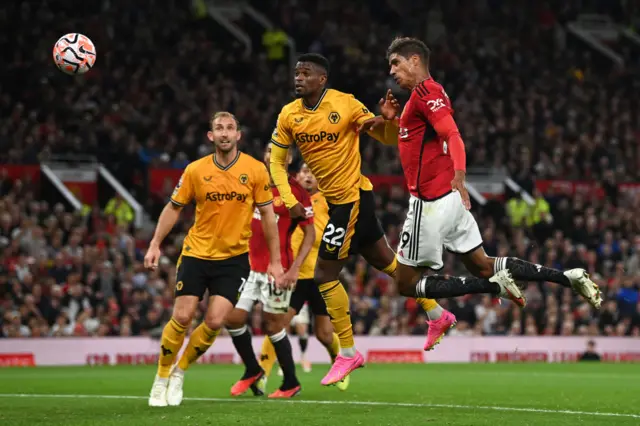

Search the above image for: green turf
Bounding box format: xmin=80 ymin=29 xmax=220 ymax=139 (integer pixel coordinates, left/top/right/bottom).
xmin=0 ymin=363 xmax=637 ymax=425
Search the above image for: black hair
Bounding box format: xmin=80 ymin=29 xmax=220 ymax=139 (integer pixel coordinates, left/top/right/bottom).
xmin=386 ymin=37 xmax=430 ymax=64
xmin=297 ymin=53 xmax=330 ymax=76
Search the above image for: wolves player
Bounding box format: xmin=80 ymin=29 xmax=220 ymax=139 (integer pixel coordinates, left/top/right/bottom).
xmin=369 ymin=37 xmax=602 ymax=311
xmin=258 ymin=162 xmax=349 ymax=391
xmin=145 ymin=112 xmax=283 ymax=407
xmin=226 ymin=143 xmax=315 ymax=398
xmin=269 ymin=53 xmax=522 ymax=385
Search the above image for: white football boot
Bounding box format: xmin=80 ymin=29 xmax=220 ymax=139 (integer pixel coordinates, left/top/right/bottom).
xmin=166 ymin=366 xmax=185 ymax=406
xmin=564 ymin=269 xmax=603 ymax=309
xmin=492 ymin=270 xmax=526 ymax=308
xmin=148 ymin=375 xmax=168 ymax=407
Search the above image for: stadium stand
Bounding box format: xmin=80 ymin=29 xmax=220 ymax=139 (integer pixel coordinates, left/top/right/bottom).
xmin=0 ymin=0 xmax=639 ymax=339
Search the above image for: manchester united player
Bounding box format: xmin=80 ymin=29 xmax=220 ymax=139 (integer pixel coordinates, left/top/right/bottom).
xmin=226 ymin=143 xmax=315 ymax=398
xmin=366 ymin=37 xmax=602 ymax=311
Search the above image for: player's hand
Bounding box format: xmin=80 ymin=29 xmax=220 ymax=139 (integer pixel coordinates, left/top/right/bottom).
xmin=357 ymin=116 xmax=385 ymax=133
xmin=144 ymin=244 xmax=161 ymax=270
xmin=379 ymin=89 xmax=400 ymax=120
xmin=267 ymin=261 xmax=285 ymax=288
xmin=451 ymin=170 xmax=471 ymax=210
xmin=279 ymin=267 xmax=298 ymax=290
xmin=289 ymin=203 xmax=306 ymax=219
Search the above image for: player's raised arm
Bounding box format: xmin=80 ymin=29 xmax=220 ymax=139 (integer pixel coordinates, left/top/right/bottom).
xmin=145 ymin=167 xmax=194 ymax=270
xmin=269 ymin=112 xmax=305 ymax=218
xmin=417 ymin=92 xmax=470 ymax=209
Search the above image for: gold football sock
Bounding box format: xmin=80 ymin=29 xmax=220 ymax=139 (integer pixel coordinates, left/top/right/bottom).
xmin=382 ymin=257 xmax=441 ymax=318
xmin=326 ymin=332 xmax=340 ymax=363
xmin=177 ymin=322 xmax=220 ymax=371
xmin=381 ymin=257 xmax=398 ymax=277
xmin=418 ymin=298 xmax=439 ymax=312
xmin=318 ymin=280 xmax=354 ymax=350
xmin=258 ymin=336 xmax=277 ymax=377
xmin=157 ymin=317 xmax=187 ymax=378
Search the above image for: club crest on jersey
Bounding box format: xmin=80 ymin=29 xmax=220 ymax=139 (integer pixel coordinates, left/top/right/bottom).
xmin=273 ymin=196 xmax=283 ymax=207
xmin=294 ymin=117 xmax=304 ymax=124
xmin=176 ymin=281 xmax=184 ymax=291
xmin=239 ymin=174 xmax=249 ymax=185
xmin=203 ymin=176 xmax=213 ymax=182
xmin=328 ymin=111 xmax=340 ymax=124
xmin=399 ymin=127 xmax=409 ymax=139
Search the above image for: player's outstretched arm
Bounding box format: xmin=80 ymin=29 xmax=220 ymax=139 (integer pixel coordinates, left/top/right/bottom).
xmin=365 ymin=118 xmax=399 ymax=146
xmin=144 ymin=202 xmax=182 ymax=270
xmin=257 ymin=203 xmax=285 ymax=285
xmin=356 ymin=90 xmax=400 ymax=146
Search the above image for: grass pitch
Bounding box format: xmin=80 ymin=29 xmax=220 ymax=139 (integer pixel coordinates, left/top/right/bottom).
xmin=0 ymin=363 xmax=637 ymax=425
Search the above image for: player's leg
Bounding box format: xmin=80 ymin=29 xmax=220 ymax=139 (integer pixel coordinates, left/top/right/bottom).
xmin=227 ymin=271 xmax=265 ymax=396
xmin=166 ymin=254 xmax=249 ymax=405
xmin=359 ymin=236 xmax=449 ymax=326
xmin=293 ymin=308 xmax=311 ymax=372
xmin=357 ymin=190 xmax=455 ymax=350
xmin=259 ymin=277 xmax=300 ymax=398
xmin=167 ymin=294 xmax=233 ymax=405
xmin=394 ymin=195 xmax=526 ymax=349
xmin=314 ymin=200 xmax=363 ymax=385
xmin=149 ymin=256 xmax=203 ymax=407
xmin=461 ymin=247 xmax=602 ymax=309
xmin=445 ymin=190 xmax=600 ymax=308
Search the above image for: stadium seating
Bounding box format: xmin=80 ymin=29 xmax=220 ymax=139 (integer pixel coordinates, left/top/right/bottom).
xmin=0 ymin=0 xmax=638 ymax=339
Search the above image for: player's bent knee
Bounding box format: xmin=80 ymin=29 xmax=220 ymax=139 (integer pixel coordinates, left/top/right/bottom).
xmin=204 ymin=316 xmax=225 ymax=332
xmin=263 ymin=314 xmax=284 ymax=336
xmin=224 ymin=308 xmax=248 ymax=329
xmin=172 ymin=302 xmax=196 ymax=327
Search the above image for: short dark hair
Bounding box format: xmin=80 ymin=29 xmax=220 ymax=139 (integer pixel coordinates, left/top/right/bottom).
xmin=297 ymin=53 xmax=330 ymax=75
xmin=386 ymin=37 xmax=430 ymax=64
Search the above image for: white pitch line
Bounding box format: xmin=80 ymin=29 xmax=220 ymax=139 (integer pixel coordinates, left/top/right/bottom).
xmin=0 ymin=393 xmax=638 ymax=419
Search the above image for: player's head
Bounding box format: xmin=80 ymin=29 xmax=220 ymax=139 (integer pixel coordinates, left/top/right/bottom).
xmin=296 ymin=163 xmax=318 ymax=193
xmin=264 ymin=142 xmax=292 ymax=167
xmin=294 ymin=53 xmax=329 ymax=97
xmin=207 ymin=112 xmax=241 ymax=153
xmin=386 ymin=37 xmax=431 ymax=90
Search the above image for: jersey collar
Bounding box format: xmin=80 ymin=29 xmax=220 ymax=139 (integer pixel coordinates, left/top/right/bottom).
xmin=302 ymin=88 xmax=328 ymax=111
xmin=213 ymin=151 xmax=240 ymax=171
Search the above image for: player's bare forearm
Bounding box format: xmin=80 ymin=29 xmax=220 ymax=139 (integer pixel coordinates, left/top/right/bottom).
xmin=290 ymin=222 xmax=315 ymax=272
xmin=269 ymin=144 xmax=298 ymax=209
xmin=150 ymin=202 xmax=182 ymax=247
xmin=258 ymin=203 xmax=282 ymax=265
xmin=366 ymin=117 xmax=399 ymax=146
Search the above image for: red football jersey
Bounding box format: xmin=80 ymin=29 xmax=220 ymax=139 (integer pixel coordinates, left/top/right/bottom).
xmin=249 ymin=176 xmax=314 ymax=273
xmin=398 ymin=78 xmax=455 ymax=200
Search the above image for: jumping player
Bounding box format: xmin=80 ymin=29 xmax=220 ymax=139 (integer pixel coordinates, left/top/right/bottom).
xmin=226 ymin=143 xmax=316 ymax=398
xmin=146 ymin=112 xmax=284 ymax=407
xmin=366 ymin=37 xmax=602 ymax=312
xmin=258 ymin=162 xmax=350 ymax=392
xmin=269 ymin=53 xmax=525 ymax=386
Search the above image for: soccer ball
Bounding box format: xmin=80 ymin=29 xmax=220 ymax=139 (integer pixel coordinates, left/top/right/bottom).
xmin=52 ymin=33 xmax=96 ymax=75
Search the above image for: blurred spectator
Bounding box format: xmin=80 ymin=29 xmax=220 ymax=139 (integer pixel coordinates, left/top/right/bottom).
xmin=579 ymin=340 xmax=601 ymax=361
xmin=1 ymin=0 xmax=640 ymax=339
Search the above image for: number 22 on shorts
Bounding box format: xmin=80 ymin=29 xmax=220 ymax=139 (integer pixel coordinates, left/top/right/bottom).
xmin=322 ymin=224 xmax=346 ymax=251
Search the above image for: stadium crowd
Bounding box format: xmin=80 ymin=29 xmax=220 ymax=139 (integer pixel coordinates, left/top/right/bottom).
xmin=1 ymin=0 xmax=639 ymax=338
